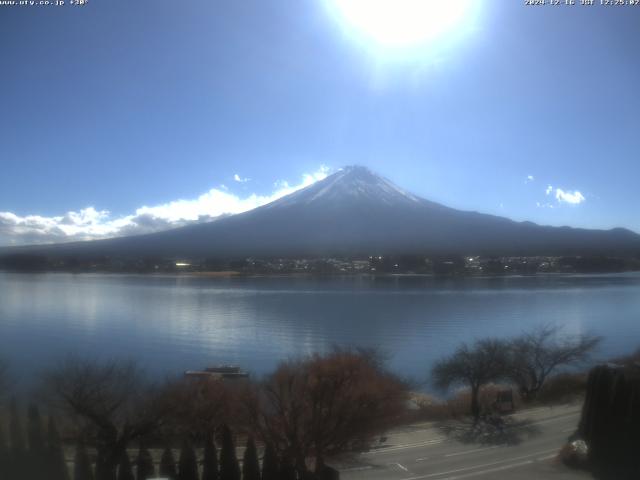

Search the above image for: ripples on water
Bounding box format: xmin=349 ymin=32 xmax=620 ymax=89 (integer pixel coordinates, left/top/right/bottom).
xmin=0 ymin=272 xmax=639 ymax=386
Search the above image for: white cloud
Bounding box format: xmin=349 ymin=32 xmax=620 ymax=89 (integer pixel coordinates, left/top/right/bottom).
xmin=540 ymin=184 xmax=586 ymax=206
xmin=555 ymin=188 xmax=586 ymax=205
xmin=233 ymin=174 xmax=250 ymax=183
xmin=525 ymin=175 xmax=534 ymax=184
xmin=0 ymin=166 xmax=330 ymax=246
xmin=536 ymin=201 xmax=554 ymax=209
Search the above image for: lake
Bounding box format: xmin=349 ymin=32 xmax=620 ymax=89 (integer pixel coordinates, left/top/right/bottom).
xmin=1 ymin=272 xmax=639 ymax=387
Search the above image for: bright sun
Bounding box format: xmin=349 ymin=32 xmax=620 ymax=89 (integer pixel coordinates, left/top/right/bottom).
xmin=329 ymin=0 xmax=475 ymax=49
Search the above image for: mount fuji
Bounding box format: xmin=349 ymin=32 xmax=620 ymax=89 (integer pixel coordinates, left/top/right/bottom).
xmin=4 ymin=166 xmax=640 ymax=259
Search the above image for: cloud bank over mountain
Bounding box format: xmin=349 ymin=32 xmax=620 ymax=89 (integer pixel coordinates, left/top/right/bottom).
xmin=0 ymin=166 xmax=329 ymax=246
xmin=4 ymin=166 xmax=635 ymax=260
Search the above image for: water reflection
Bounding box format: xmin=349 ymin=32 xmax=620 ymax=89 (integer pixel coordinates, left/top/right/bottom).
xmin=0 ymin=272 xmax=639 ymax=386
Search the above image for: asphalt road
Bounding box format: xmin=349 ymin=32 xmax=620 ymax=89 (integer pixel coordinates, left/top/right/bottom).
xmin=337 ymin=403 xmax=591 ymax=480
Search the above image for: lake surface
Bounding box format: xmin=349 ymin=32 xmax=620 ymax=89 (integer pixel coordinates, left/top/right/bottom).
xmin=1 ymin=272 xmax=639 ymax=387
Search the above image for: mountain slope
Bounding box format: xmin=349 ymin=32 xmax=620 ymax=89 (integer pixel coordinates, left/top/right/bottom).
xmin=3 ymin=166 xmax=640 ymax=259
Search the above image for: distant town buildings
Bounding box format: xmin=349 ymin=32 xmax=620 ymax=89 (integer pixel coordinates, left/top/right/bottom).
xmin=1 ymin=251 xmax=637 ymax=275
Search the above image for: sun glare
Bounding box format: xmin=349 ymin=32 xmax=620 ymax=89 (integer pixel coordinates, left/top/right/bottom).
xmin=329 ymin=0 xmax=475 ymax=50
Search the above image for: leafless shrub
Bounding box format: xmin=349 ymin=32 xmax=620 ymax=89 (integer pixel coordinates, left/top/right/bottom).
xmin=40 ymin=357 xmax=168 ymax=479
xmin=506 ymin=325 xmax=600 ymax=402
xmin=432 ymin=339 xmax=509 ymax=421
xmin=245 ymin=347 xmax=408 ymax=476
xmin=159 ymin=376 xmax=246 ymax=442
xmin=536 ymin=372 xmax=588 ymax=405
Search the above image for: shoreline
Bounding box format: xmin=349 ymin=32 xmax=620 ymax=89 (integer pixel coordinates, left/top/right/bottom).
xmin=1 ymin=269 xmax=640 ymax=278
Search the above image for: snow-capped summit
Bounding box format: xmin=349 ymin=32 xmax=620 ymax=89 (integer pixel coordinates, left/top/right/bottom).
xmin=6 ymin=166 xmax=640 ymax=259
xmin=269 ymin=165 xmax=423 ymax=209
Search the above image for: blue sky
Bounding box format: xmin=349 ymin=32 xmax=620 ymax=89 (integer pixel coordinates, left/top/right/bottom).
xmin=1 ymin=1 xmax=639 ymax=245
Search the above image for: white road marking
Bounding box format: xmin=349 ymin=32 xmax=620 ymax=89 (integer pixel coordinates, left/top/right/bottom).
xmin=395 ymin=407 xmax=580 ymax=437
xmin=444 ymin=445 xmax=500 ymax=457
xmin=442 ymin=454 xmax=557 ymax=480
xmin=440 ymin=459 xmax=534 ymax=479
xmin=537 ymin=454 xmax=557 ymax=461
xmin=362 ymin=438 xmax=445 ymax=455
xmin=363 ymin=411 xmax=577 ymax=458
xmin=373 ymin=409 xmax=580 ymax=457
xmin=401 ymin=448 xmax=558 ymax=480
xmin=341 ymin=465 xmax=373 ymax=472
xmin=344 ymin=408 xmax=579 ymax=478
xmin=510 ymin=411 xmax=580 ymax=430
xmin=361 ymin=413 xmax=577 ymax=456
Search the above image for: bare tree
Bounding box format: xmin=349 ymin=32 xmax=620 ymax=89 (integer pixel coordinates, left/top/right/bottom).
xmin=41 ymin=358 xmax=168 ymax=480
xmin=507 ymin=325 xmax=601 ymax=402
xmin=160 ymin=376 xmax=242 ymax=442
xmin=246 ymin=348 xmax=408 ymax=476
xmin=432 ymin=339 xmax=509 ymax=421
